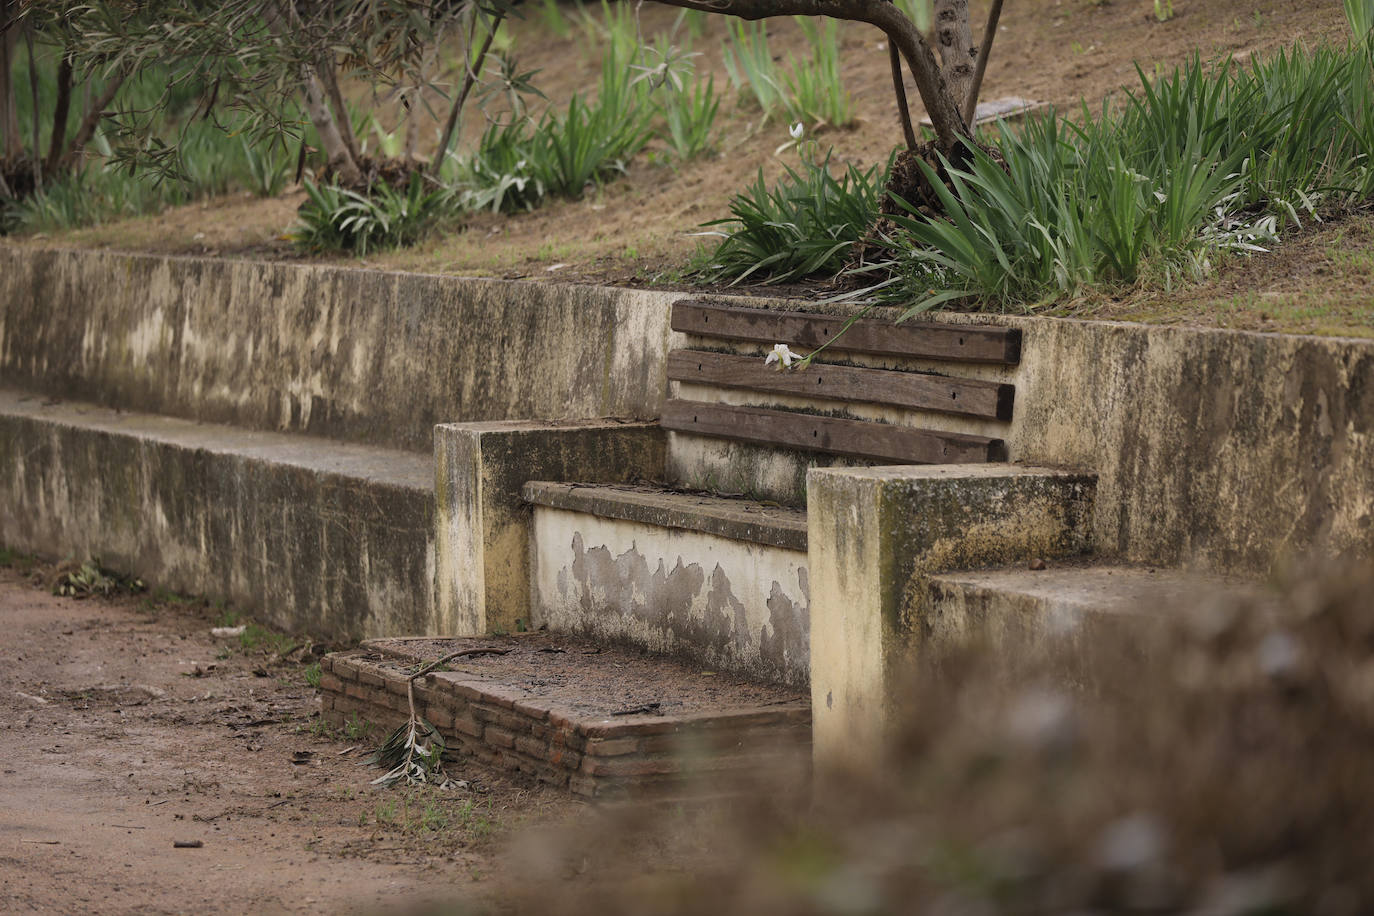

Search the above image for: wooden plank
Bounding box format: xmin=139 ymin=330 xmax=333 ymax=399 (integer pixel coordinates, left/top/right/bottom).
xmin=667 ymin=350 xmax=1015 ymax=421
xmin=671 ymin=301 xmax=1021 ymax=364
xmin=661 ymin=400 xmax=1005 ymax=465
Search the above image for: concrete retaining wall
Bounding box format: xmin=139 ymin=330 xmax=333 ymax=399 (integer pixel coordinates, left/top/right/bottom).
xmin=0 ymin=390 xmax=434 ymax=640
xmin=0 ymin=247 xmax=676 ymax=452
xmin=1004 ymin=318 xmax=1374 ymax=576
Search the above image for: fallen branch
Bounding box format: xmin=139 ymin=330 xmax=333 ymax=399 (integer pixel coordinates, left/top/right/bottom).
xmin=368 ymin=647 xmax=511 ymax=788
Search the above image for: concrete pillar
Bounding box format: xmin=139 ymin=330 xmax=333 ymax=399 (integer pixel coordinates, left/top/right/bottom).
xmin=433 ymin=420 xmax=665 ymax=636
xmin=806 ymin=465 xmax=1097 ymax=770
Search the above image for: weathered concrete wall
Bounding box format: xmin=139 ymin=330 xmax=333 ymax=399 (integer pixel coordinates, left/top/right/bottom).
xmin=0 ymin=390 xmax=434 ymax=640
xmin=434 ymin=420 xmax=665 ymax=636
xmin=1000 ymin=319 xmax=1374 ymax=576
xmin=806 ymin=465 xmax=1097 ymax=766
xmin=530 ymin=506 xmax=811 ymax=686
xmin=0 ymin=247 xmax=675 ymax=452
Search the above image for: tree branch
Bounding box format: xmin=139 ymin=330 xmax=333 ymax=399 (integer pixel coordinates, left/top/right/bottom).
xmin=888 ymin=41 xmax=917 ymax=150
xmin=962 ymin=0 xmax=1002 ymax=124
xmin=60 ymin=65 xmax=129 ymax=170
xmin=649 ymin=0 xmax=968 ymax=150
xmin=428 ymin=9 xmax=505 ymax=177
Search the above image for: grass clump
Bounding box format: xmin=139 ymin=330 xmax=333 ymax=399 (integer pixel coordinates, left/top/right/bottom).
xmin=723 ymin=19 xmax=853 ymax=131
xmin=872 ymin=39 xmax=1374 ymax=315
xmin=693 ymin=149 xmax=885 ymax=285
xmin=289 ymin=176 xmax=458 ymax=255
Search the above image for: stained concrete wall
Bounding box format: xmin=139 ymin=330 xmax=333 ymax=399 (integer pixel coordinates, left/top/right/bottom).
xmin=1001 ymin=319 xmax=1374 ymax=576
xmin=0 ymin=390 xmax=434 ymax=640
xmin=0 ymin=247 xmax=676 ymax=452
xmin=434 ymin=420 xmax=665 ymax=636
xmin=806 ymin=465 xmax=1098 ymax=765
xmin=530 ymin=506 xmax=811 ymax=686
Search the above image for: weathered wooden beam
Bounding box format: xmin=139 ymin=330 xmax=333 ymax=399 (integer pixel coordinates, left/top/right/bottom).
xmin=661 ymin=399 xmax=1006 ymax=464
xmin=667 ymin=349 xmax=1015 ymax=420
xmin=671 ymin=301 xmax=1021 ymax=364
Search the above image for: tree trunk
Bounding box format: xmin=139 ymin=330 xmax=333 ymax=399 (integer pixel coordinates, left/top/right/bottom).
xmin=301 ymin=70 xmax=362 ymax=184
xmin=264 ymin=1 xmax=362 ymax=186
xmin=44 ymin=51 xmax=73 ymax=177
xmin=1 ymin=1 xmax=21 ymax=161
xmin=963 ymin=0 xmax=1002 ymax=123
xmin=933 ymin=0 xmax=975 ymax=117
xmin=316 ymin=55 xmax=362 ymax=166
xmin=24 ymin=24 xmax=39 ymax=191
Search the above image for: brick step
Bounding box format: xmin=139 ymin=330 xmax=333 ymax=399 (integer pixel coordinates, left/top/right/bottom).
xmin=321 ymin=633 xmax=810 ymax=799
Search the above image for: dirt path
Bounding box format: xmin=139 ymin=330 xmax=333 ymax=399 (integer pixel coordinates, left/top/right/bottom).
xmin=0 ymin=565 xmax=579 ymax=914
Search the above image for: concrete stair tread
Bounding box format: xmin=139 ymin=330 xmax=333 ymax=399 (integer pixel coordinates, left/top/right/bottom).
xmin=0 ymin=388 xmax=432 ymax=490
xmin=523 ymin=480 xmax=807 ymax=551
xmin=323 ymin=634 xmax=809 ymax=799
xmin=930 ymin=563 xmax=1273 ymax=617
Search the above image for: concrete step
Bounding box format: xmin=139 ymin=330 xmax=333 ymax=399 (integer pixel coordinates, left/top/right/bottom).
xmin=523 ymin=481 xmax=810 ymax=688
xmin=925 ymin=563 xmax=1274 ymax=649
xmin=0 ymin=388 xmax=435 ymax=640
xmin=321 ymin=633 xmax=809 ymax=800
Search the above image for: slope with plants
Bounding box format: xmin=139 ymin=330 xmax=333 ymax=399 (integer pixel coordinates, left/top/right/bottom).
xmin=3 ymin=0 xmax=1368 ymax=336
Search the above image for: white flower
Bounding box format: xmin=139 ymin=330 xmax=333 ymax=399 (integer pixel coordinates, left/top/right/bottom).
xmin=764 ymin=343 xmax=803 ymax=369
xmin=789 ymin=122 xmax=805 ymax=140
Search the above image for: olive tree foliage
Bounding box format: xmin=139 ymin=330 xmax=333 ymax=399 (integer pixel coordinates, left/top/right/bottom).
xmin=0 ymin=0 xmax=513 ymax=196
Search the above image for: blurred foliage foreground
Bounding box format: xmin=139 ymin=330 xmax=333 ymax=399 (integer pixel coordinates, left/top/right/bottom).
xmin=498 ymin=560 xmax=1374 ymax=916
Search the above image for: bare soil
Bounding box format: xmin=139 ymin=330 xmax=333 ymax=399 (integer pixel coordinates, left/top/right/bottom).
xmin=0 ymin=561 xmax=581 ymax=915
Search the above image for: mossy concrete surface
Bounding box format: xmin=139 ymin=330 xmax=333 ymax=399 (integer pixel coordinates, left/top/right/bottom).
xmin=0 ymin=247 xmax=675 ymax=452
xmin=806 ymin=465 xmax=1097 ymax=767
xmin=434 ymin=420 xmax=665 ymax=637
xmin=0 ymin=389 xmax=434 ymax=639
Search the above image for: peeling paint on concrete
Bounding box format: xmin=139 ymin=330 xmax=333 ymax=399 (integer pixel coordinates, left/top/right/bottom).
xmin=531 ymin=507 xmax=810 ymax=686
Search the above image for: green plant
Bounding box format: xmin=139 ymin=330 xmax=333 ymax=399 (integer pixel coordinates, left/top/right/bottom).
xmin=1347 ymin=0 xmax=1374 ymax=39
xmin=722 ymin=21 xmax=786 ymax=119
xmin=1154 ymin=0 xmax=1175 ymax=23
xmin=536 ymin=0 xmax=573 ymax=39
xmin=722 ymin=19 xmax=853 ymax=130
xmin=658 ymin=75 xmax=722 ymax=160
xmin=52 ymin=559 xmax=145 ymax=598
xmin=289 ymin=176 xmax=458 ymax=255
xmin=344 ymin=712 xmax=373 ymax=741
xmin=779 ymin=18 xmax=853 ymax=130
xmin=303 ymin=662 xmax=323 ymax=689
xmin=457 ymin=37 xmax=654 ymax=210
xmin=861 ymin=40 xmax=1374 ymax=314
xmin=695 ymin=150 xmax=885 ymax=285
